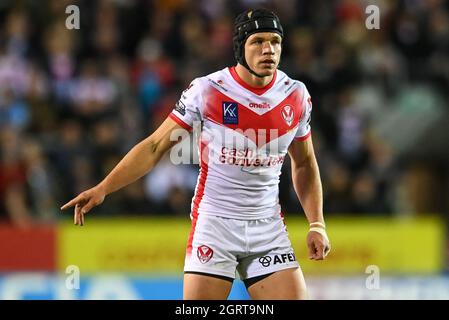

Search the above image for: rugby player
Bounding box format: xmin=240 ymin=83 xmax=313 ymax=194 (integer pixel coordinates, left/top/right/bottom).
xmin=61 ymin=8 xmax=330 ymax=300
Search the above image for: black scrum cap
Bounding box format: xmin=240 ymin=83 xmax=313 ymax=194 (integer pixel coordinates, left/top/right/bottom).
xmin=233 ymin=9 xmax=283 ymax=77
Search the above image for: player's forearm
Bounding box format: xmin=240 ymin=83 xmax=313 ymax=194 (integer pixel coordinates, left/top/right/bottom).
xmin=291 ymin=156 xmax=325 ymax=224
xmin=98 ymin=139 xmax=164 ymax=195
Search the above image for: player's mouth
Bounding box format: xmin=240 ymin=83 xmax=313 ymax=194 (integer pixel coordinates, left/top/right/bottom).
xmin=260 ymin=59 xmax=275 ymax=66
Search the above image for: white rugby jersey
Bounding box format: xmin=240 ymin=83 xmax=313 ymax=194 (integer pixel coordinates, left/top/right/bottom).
xmin=169 ymin=66 xmax=312 ymax=222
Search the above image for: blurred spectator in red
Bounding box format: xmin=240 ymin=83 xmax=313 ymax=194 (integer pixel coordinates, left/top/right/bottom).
xmin=0 ymin=128 xmax=33 ymax=227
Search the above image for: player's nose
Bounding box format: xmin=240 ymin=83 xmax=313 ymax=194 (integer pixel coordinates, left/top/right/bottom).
xmin=262 ymin=41 xmax=275 ymax=54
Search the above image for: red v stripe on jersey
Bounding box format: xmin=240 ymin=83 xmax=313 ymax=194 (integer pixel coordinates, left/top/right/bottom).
xmin=204 ymin=87 xmax=304 ymax=147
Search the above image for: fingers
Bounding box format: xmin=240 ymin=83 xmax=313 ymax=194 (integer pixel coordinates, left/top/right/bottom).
xmin=324 ymin=244 xmax=331 ymax=257
xmin=74 ymin=198 xmax=99 ymax=226
xmin=312 ymin=244 xmax=331 ymax=260
xmin=308 ymin=240 xmax=328 ymax=260
xmin=308 ymin=235 xmax=321 ymax=260
xmin=318 ymin=245 xmax=325 ymax=260
xmin=74 ymin=203 xmax=81 ymax=225
xmin=74 ymin=203 xmax=86 ymax=226
xmin=61 ymin=195 xmax=84 ymax=210
xmin=307 ymin=230 xmax=331 ymax=260
xmin=80 ymin=198 xmax=97 ymax=215
xmin=62 ymin=192 xmax=92 ymax=227
xmin=312 ymin=244 xmax=325 ymax=260
xmin=308 ymin=242 xmax=316 ymax=260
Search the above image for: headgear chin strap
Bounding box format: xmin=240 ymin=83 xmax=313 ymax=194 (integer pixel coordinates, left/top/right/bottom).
xmin=233 ymin=9 xmax=284 ymax=78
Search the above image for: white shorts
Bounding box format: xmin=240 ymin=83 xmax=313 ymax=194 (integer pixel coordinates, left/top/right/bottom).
xmin=184 ymin=214 xmax=300 ymax=281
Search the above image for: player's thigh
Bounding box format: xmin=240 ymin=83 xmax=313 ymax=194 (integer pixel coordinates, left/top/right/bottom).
xmin=247 ymin=267 xmax=308 ymax=300
xmin=183 ymin=273 xmax=233 ymax=300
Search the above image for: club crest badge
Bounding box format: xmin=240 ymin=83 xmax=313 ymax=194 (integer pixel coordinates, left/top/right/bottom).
xmin=281 ymin=105 xmax=294 ymax=126
xmin=197 ymin=245 xmax=214 ymax=264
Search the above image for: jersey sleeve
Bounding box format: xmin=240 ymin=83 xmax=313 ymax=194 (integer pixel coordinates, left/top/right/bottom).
xmin=169 ymin=78 xmax=203 ymax=131
xmin=294 ymin=83 xmax=312 ymax=141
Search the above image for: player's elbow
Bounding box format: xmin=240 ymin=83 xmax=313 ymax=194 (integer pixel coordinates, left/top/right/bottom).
xmin=144 ymin=135 xmax=175 ymax=161
xmin=132 ymin=138 xmax=160 ymax=161
xmin=147 ymin=139 xmax=159 ymax=154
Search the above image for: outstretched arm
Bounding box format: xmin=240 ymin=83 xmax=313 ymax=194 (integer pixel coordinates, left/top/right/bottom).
xmin=61 ymin=116 xmax=187 ymax=224
xmin=288 ymin=136 xmax=330 ymax=260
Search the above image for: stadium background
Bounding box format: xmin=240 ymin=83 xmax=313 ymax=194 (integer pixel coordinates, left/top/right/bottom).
xmin=0 ymin=0 xmax=448 ymax=299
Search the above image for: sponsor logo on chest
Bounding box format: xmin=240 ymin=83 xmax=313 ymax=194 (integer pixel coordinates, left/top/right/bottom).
xmin=222 ymin=101 xmax=239 ymax=124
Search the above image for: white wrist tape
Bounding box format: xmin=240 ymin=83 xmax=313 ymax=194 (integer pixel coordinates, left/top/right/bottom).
xmin=308 ymin=227 xmax=329 ymax=242
xmin=309 ymin=222 xmax=326 ymax=229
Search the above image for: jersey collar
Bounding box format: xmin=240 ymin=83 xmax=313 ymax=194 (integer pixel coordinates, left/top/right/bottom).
xmin=228 ymin=66 xmax=277 ymax=96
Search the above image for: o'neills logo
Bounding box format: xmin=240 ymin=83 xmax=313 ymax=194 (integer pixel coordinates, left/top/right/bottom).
xmin=249 ymin=102 xmax=270 ymax=109
xmin=219 ymin=147 xmax=284 ymax=167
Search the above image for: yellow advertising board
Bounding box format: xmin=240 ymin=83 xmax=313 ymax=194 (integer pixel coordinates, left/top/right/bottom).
xmin=58 ymin=217 xmax=191 ymax=273
xmin=288 ymin=216 xmax=444 ymax=275
xmin=58 ymin=216 xmax=444 ymax=275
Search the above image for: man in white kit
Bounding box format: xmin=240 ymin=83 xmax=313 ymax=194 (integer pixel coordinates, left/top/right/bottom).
xmin=61 ymin=8 xmax=331 ymax=300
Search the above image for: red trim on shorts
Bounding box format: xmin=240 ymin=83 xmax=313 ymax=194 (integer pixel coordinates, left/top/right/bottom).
xmin=169 ymin=112 xmax=193 ymax=131
xmin=294 ymin=130 xmax=312 ymax=141
xmin=280 ymin=211 xmax=286 ymax=226
xmin=187 ymin=140 xmax=209 ymax=255
xmin=228 ymin=66 xmax=277 ymax=95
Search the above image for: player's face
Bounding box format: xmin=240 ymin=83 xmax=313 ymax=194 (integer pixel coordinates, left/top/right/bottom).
xmin=244 ymin=32 xmax=282 ymax=77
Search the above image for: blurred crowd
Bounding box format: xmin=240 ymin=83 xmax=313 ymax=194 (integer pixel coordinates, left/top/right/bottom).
xmin=0 ymin=0 xmax=448 ymax=227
